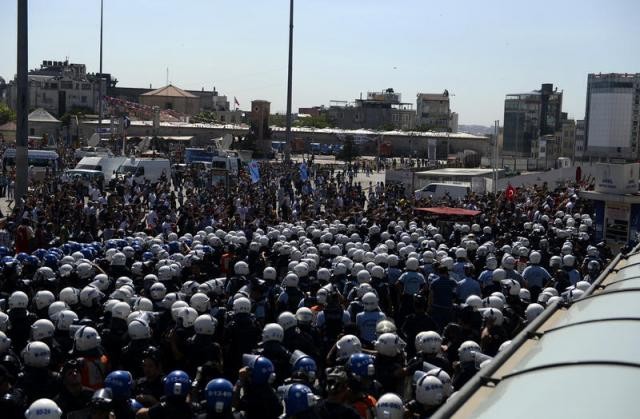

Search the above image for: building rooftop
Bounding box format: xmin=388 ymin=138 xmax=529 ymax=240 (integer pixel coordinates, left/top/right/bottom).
xmin=416 ymin=168 xmax=496 ymax=177
xmin=141 ymin=84 xmax=198 ymax=98
xmin=28 ymin=108 xmax=60 ymax=123
xmin=84 ymin=119 xmax=488 ymax=140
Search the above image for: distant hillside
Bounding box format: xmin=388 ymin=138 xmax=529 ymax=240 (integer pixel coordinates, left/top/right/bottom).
xmin=458 ymin=124 xmax=497 ymax=136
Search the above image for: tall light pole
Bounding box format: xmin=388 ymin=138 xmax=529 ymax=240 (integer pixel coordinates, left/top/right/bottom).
xmin=97 ymin=0 xmax=104 ymax=135
xmin=493 ymin=120 xmax=499 ymax=194
xmin=284 ymin=0 xmax=294 ymax=162
xmin=15 ymin=0 xmax=28 ymax=204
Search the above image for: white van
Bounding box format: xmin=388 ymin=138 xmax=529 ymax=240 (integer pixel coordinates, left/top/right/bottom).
xmin=115 ymin=157 xmax=171 ymax=184
xmin=75 ymin=156 xmax=127 ymax=181
xmin=415 ymin=183 xmax=470 ymax=201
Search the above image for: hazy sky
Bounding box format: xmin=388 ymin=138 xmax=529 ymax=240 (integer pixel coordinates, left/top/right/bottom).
xmin=1 ymin=0 xmax=639 ymax=125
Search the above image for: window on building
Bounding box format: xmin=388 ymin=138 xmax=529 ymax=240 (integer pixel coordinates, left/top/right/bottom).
xmin=30 ymin=128 xmax=35 ymax=135
xmin=81 ymin=96 xmax=87 ymax=103
xmin=166 ymin=102 xmax=173 ymax=110
xmin=61 ymin=81 xmax=73 ymax=89
xmin=82 ymin=83 xmax=91 ymax=90
xmin=50 ymin=83 xmax=58 ymax=89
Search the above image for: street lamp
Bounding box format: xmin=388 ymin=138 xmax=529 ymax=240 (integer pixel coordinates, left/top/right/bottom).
xmin=284 ymin=0 xmax=294 ymax=162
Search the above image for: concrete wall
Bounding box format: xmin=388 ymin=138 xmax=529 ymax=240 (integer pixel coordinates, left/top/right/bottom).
xmin=496 ymin=162 xmax=601 ymax=189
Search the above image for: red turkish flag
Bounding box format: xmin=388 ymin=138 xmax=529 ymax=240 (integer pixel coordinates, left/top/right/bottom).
xmin=506 ymin=184 xmax=516 ymax=201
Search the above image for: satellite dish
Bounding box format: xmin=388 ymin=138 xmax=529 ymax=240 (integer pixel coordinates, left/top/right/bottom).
xmin=88 ymin=133 xmax=100 ymax=147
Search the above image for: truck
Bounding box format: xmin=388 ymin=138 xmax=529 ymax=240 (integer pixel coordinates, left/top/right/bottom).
xmin=115 ymin=157 xmax=171 ymax=184
xmin=75 ymin=156 xmax=127 ymax=181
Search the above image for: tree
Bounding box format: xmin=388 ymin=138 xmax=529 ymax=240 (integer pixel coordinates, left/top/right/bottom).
xmin=294 ymin=114 xmax=330 ymax=129
xmin=0 ymin=103 xmax=16 ymax=125
xmin=269 ymin=114 xmax=286 ymax=127
xmin=59 ymin=106 xmax=93 ymax=126
xmin=337 ymin=135 xmax=358 ymax=162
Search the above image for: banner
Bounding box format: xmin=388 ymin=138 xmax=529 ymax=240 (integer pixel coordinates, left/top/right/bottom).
xmin=299 ymin=162 xmax=309 ymax=181
xmin=248 ymin=160 xmax=260 ymax=183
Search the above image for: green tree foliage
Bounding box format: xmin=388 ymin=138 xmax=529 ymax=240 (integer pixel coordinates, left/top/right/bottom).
xmin=337 ymin=135 xmax=358 ymax=162
xmin=294 ymin=114 xmax=330 ymax=129
xmin=0 ymin=103 xmax=16 ymax=125
xmin=60 ymin=106 xmax=93 ymax=126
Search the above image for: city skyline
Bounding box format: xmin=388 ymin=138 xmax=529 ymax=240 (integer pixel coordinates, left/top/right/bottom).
xmin=1 ymin=0 xmax=639 ymax=126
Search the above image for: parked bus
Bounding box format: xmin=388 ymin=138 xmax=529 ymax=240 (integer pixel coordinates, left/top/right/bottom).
xmin=2 ymin=149 xmax=59 ymax=181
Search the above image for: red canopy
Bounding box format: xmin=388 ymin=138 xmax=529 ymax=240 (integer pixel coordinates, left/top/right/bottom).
xmin=414 ymin=207 xmax=481 ymax=217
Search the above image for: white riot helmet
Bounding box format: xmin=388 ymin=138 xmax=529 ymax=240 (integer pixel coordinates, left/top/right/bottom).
xmin=529 ymin=251 xmax=542 ymax=264
xmin=157 ymin=265 xmax=173 ymax=282
xmin=31 ymin=291 xmax=55 ymax=312
xmin=262 ymin=323 xmax=284 ymax=342
xmin=149 ymin=282 xmax=167 ymax=300
xmin=0 ymin=312 xmax=8 ymax=333
xmin=426 ymin=368 xmax=453 ymax=397
xmin=483 ymin=308 xmax=504 ymax=326
xmin=112 ymin=302 xmax=132 ymax=320
xmin=375 ymin=393 xmax=404 ymax=419
xmin=525 ymin=303 xmax=545 ymax=323
xmin=233 ymin=297 xmax=252 ymax=314
xmin=190 ymin=293 xmax=211 ymax=313
xmin=465 ymin=295 xmax=483 ymax=309
xmin=175 ymin=307 xmax=198 ymax=328
xmin=128 ymin=318 xmax=152 ymax=340
xmin=0 ymin=331 xmax=10 ymax=354
xmin=47 ymin=301 xmax=69 ymax=321
xmin=132 ymin=297 xmax=153 ymax=312
xmin=76 ymin=262 xmax=93 ymax=279
xmin=8 ymin=291 xmax=29 ymax=309
xmin=278 ymin=311 xmax=297 ymax=331
xmin=336 ymin=334 xmax=362 ymax=361
xmin=458 ymin=340 xmax=481 ymax=363
xmin=80 ymin=286 xmax=103 ymax=308
xmin=485 ymin=257 xmax=498 ymax=270
xmin=362 ymin=292 xmax=379 ymax=311
xmin=284 ymin=273 xmax=299 ymax=288
xmin=234 ymin=261 xmax=249 ymax=276
xmin=415 ymin=331 xmax=442 ymax=355
xmin=519 ymin=288 xmax=531 ymax=303
xmin=25 ymin=399 xmax=62 ymax=419
xmin=416 ymin=375 xmax=444 ymax=407
xmin=502 ymin=256 xmax=515 ymax=270
xmin=357 ymin=270 xmax=371 ymax=284
xmin=375 ymin=320 xmax=397 ymax=337
xmin=31 ymin=319 xmax=55 ymax=341
xmin=22 ymin=341 xmax=51 ymax=367
xmin=405 ymin=258 xmax=419 ymax=271
xmin=111 ymin=252 xmax=126 ymax=267
xmin=55 ymin=310 xmax=78 ymax=331
xmin=492 ymin=268 xmax=506 ymax=282
xmin=263 ymin=267 xmax=277 ymax=281
xmin=295 ymin=307 xmax=313 ymax=324
xmin=59 ymin=287 xmax=80 ymax=306
xmin=563 ymin=254 xmax=576 ymax=268
xmin=374 ymin=333 xmax=406 ymax=357
xmin=194 ymin=314 xmax=218 ymax=336
xmin=501 ymin=279 xmax=521 ymax=296
xmin=91 ymin=274 xmax=110 ymax=292
xmin=73 ymin=326 xmax=101 ymax=352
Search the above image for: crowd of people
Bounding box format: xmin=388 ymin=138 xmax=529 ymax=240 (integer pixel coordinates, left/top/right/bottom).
xmin=0 ymin=150 xmax=613 ymax=419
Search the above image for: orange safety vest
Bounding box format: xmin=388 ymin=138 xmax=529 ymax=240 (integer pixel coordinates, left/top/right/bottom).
xmin=80 ymin=354 xmax=110 ymax=390
xmin=353 ymin=395 xmax=377 ymax=419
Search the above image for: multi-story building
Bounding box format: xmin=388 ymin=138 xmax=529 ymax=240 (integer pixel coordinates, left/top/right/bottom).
xmin=503 ymin=83 xmax=563 ymax=156
xmin=585 ymin=73 xmax=640 ymax=160
xmin=560 ymin=119 xmax=576 ymax=160
xmin=449 ymin=112 xmax=459 ymax=133
xmin=416 ymin=92 xmax=451 ymax=131
xmin=5 ymin=60 xmax=107 ymax=117
xmin=108 ymin=85 xmax=230 ymax=114
xmin=327 ymin=88 xmax=415 ymax=130
xmin=575 ymin=119 xmax=586 ymax=162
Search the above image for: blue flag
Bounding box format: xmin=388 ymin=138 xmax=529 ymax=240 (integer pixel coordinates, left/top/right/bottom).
xmin=299 ymin=162 xmax=309 ymax=181
xmin=248 ymin=160 xmax=260 ymax=183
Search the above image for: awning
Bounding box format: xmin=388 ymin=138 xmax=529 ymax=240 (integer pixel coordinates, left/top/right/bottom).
xmin=414 ymin=207 xmax=481 ymax=217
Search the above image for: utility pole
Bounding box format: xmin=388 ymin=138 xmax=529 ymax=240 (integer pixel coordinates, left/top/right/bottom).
xmin=15 ymin=0 xmax=28 ymax=204
xmin=97 ymin=0 xmax=104 ymax=135
xmin=284 ymin=0 xmax=294 ymax=162
xmin=493 ymin=120 xmax=499 ymax=194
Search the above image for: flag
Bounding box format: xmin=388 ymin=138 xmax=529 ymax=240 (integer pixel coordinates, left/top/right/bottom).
xmin=248 ymin=160 xmax=260 ymax=183
xmin=234 ymin=96 xmax=240 ymax=107
xmin=299 ymin=162 xmax=309 ymax=181
xmin=505 ymin=184 xmax=516 ymax=201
